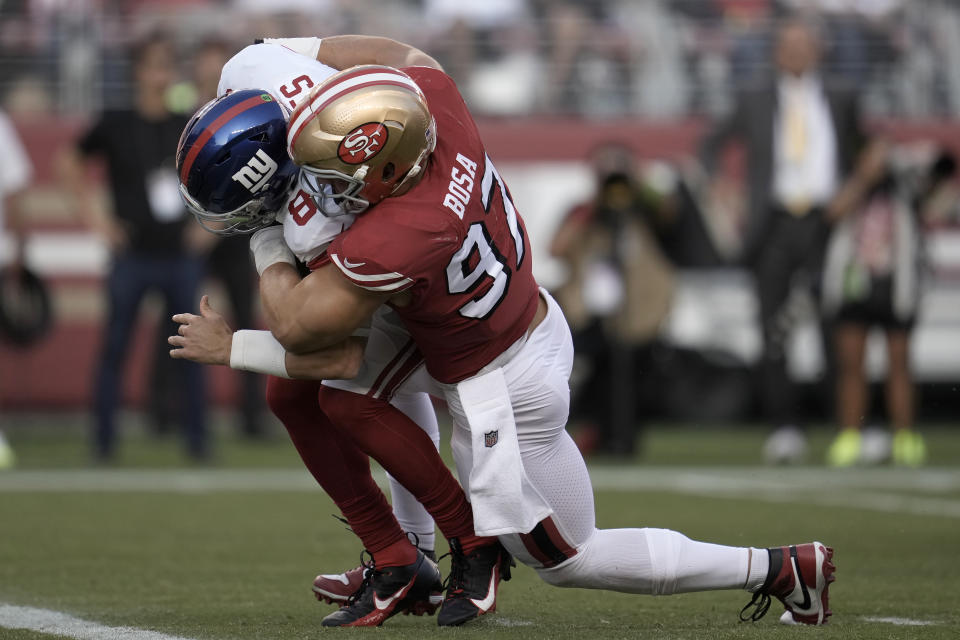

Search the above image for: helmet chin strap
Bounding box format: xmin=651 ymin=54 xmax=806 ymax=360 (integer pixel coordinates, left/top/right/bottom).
xmin=391 ymin=149 xmax=431 ymax=196
xmin=391 ymin=116 xmax=437 ymax=197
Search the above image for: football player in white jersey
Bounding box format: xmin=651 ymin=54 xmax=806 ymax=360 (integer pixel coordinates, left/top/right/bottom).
xmin=218 ymin=39 xmax=445 ymax=566
xmin=175 ymin=37 xmax=508 ymax=627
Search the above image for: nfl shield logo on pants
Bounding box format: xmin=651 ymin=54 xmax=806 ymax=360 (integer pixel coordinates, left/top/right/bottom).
xmin=484 ymin=430 xmax=499 ymax=448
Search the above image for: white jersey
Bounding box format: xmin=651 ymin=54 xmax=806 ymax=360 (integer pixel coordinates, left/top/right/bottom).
xmin=218 ymin=42 xmax=353 ymax=264
xmin=218 ymin=43 xmax=336 ymax=114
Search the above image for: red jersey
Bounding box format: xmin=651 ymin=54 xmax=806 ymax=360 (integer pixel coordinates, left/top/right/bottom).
xmin=328 ymin=67 xmax=539 ymax=383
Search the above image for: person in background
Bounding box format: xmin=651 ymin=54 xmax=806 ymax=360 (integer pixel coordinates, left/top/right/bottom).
xmin=823 ymin=144 xmax=957 ymax=467
xmin=151 ymin=37 xmax=266 ymax=438
xmin=551 ymin=144 xmax=675 ymax=456
xmin=60 ymin=31 xmax=210 ymax=462
xmin=0 ymin=106 xmax=35 ymax=469
xmin=699 ymin=17 xmax=872 ymax=463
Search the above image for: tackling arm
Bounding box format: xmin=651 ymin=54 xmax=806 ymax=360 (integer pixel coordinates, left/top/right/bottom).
xmin=315 ymin=35 xmax=442 ymax=71
xmin=259 ymin=260 xmax=390 ymax=354
xmin=169 ymin=295 xmax=365 ymax=380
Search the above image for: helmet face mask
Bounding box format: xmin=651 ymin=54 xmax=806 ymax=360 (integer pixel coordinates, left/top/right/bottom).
xmin=177 ymin=90 xmax=297 ymax=235
xmin=298 ymin=165 xmax=367 ymax=217
xmin=287 ymin=65 xmax=437 ymax=213
xmin=179 ymin=181 xmax=276 ymax=235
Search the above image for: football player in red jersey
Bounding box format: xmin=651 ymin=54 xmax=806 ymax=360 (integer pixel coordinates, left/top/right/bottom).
xmin=260 ymin=51 xmax=835 ymax=627
xmin=176 ymin=37 xmax=835 ymax=627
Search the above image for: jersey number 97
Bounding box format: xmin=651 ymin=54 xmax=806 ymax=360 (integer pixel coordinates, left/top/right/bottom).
xmin=446 ymin=157 xmax=525 ymax=320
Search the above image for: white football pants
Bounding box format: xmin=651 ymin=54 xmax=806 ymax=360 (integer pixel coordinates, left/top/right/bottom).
xmin=443 ymin=291 xmax=769 ymax=594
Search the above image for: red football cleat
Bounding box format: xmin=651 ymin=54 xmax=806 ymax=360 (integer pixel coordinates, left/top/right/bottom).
xmin=313 ymin=549 xmax=442 ymax=614
xmin=313 ymin=565 xmax=368 ymax=606
xmin=741 ymin=541 xmax=835 ymax=625
xmin=320 ymin=550 xmax=443 ymax=627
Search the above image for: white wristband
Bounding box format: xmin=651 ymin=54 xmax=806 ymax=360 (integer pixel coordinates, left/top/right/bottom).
xmin=230 ymin=330 xmax=290 ymax=378
xmin=261 ymin=37 xmax=322 ymax=60
xmin=250 ymin=226 xmax=296 ymax=276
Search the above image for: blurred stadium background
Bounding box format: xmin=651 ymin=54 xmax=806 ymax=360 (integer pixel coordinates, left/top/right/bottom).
xmin=1 ymin=0 xmax=959 ymax=426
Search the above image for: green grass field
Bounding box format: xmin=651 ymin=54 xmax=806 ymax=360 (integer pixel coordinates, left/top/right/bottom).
xmin=1 ymin=417 xmax=959 ymax=639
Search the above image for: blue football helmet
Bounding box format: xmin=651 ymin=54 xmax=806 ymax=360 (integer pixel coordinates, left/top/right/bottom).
xmin=177 ymin=89 xmax=297 ymax=235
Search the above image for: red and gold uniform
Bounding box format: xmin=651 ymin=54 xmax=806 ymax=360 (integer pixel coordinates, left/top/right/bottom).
xmin=328 ymin=67 xmax=539 ymax=383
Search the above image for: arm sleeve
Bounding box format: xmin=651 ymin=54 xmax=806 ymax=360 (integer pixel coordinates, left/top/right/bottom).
xmin=402 ymin=66 xmax=458 ymax=96
xmin=0 ymin=113 xmax=32 ymax=195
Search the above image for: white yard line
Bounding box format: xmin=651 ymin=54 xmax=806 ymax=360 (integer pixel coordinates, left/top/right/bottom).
xmin=0 ymin=469 xmax=319 ymax=493
xmin=490 ymin=616 xmax=533 ymax=627
xmin=2 ymin=467 xmax=960 ymax=519
xmin=862 ymin=616 xmax=938 ymax=626
xmin=0 ymin=604 xmax=199 ymax=640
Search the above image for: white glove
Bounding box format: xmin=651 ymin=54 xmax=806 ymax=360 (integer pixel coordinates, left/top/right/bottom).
xmin=250 ymin=226 xmax=296 ymax=276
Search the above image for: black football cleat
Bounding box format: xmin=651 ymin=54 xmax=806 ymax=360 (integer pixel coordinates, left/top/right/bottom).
xmin=313 ymin=549 xmax=439 ymax=611
xmin=437 ymin=539 xmax=513 ymax=626
xmin=320 ymin=550 xmax=443 ymax=627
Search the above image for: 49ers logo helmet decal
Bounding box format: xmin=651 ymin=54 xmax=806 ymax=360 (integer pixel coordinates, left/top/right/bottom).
xmin=338 ymin=122 xmax=389 ymax=165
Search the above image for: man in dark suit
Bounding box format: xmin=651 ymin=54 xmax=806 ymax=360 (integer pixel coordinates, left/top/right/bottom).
xmin=700 ymin=18 xmax=872 ymax=462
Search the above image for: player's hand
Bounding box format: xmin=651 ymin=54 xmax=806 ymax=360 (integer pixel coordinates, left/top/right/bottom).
xmin=169 ymin=295 xmax=233 ymax=366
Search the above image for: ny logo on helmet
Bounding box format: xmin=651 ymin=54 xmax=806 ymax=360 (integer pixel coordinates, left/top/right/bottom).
xmin=231 ymin=149 xmax=278 ymax=194
xmin=338 ymin=123 xmax=389 ymax=165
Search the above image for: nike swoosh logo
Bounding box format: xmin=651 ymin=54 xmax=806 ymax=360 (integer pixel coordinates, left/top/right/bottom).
xmin=469 ymin=570 xmax=497 ymax=612
xmin=342 ymin=258 xmax=366 ymax=269
xmin=318 ymin=573 xmax=350 ymax=585
xmin=791 ymin=547 xmax=813 ymax=610
xmin=373 ymin=583 xmax=411 ymax=611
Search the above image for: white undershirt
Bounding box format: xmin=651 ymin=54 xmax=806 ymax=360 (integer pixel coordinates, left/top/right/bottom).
xmin=772 ymin=73 xmax=838 ymax=211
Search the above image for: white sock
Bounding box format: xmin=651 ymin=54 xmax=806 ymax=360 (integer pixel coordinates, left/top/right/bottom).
xmin=386 ymin=392 xmax=441 ymax=553
xmin=645 ymin=528 xmax=758 ymax=594
xmin=745 ymin=547 xmax=770 ymax=592
xmin=388 ymin=473 xmax=436 ymax=552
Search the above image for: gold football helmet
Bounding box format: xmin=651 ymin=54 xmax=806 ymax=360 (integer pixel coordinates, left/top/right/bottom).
xmin=286 ymin=65 xmax=437 ymax=216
